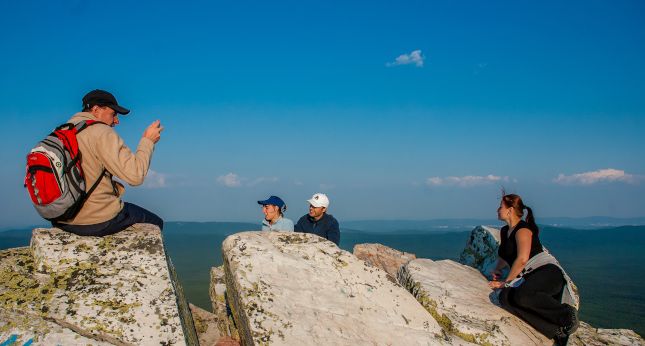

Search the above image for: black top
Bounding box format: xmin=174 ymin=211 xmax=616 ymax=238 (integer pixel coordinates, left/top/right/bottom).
xmin=498 ymin=220 xmax=543 ymax=266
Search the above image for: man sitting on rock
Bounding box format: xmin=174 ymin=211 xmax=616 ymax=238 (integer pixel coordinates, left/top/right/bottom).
xmin=54 ymin=89 xmax=164 ymax=236
xmin=294 ymin=193 xmax=340 ymax=245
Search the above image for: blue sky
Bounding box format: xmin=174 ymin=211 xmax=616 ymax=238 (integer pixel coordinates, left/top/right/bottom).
xmin=1 ymin=1 xmax=644 ymax=227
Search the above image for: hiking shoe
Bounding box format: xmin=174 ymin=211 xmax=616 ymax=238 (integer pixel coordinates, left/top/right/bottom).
xmin=553 ymin=333 xmax=570 ymax=346
xmin=563 ymin=305 xmax=580 ymax=336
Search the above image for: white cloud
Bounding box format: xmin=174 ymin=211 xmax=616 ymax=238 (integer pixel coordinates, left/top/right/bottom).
xmin=142 ymin=170 xmax=167 ymax=189
xmin=553 ymin=168 xmax=640 ymax=185
xmin=426 ymin=175 xmax=510 ymax=188
xmin=217 ymin=173 xmax=280 ymax=188
xmin=387 ymin=49 xmax=424 ymax=67
xmin=217 ymin=172 xmax=242 ymax=188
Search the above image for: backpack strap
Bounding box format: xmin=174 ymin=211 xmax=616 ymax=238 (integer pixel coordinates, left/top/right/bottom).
xmin=70 ymin=120 xmax=108 ymax=200
xmin=74 ymin=120 xmax=104 ymax=133
xmin=83 ymin=168 xmax=107 ymax=202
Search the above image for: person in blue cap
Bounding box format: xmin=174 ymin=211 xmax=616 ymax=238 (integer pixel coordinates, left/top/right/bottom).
xmin=258 ymin=196 xmax=294 ymax=232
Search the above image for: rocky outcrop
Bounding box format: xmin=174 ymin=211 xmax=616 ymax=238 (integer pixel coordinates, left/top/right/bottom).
xmin=353 ymin=243 xmax=416 ymax=282
xmin=209 ymin=265 xmax=239 ymax=341
xmin=458 ymin=225 xmax=501 ymax=280
xmin=221 ymin=231 xmax=457 ymax=345
xmin=399 ymin=258 xmax=552 ymax=345
xmin=0 ymin=224 xmax=197 ymax=345
xmin=570 ymin=322 xmax=644 ymax=346
xmin=190 ymin=303 xmax=223 ymax=346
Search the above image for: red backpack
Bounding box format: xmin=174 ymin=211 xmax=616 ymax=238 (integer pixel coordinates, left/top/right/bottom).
xmin=25 ymin=121 xmax=105 ymax=222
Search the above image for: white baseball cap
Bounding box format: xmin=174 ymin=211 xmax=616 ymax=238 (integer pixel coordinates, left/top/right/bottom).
xmin=307 ymin=193 xmax=330 ymax=208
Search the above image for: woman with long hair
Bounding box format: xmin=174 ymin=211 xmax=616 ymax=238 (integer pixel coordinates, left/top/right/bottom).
xmin=489 ymin=192 xmax=579 ymax=345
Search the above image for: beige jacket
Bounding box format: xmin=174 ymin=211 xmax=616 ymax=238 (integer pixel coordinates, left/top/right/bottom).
xmin=59 ymin=112 xmax=155 ymax=225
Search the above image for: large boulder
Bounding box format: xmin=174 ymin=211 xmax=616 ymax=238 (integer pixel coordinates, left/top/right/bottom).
xmin=221 ymin=231 xmax=460 ymax=345
xmin=399 ymin=258 xmax=552 ymax=345
xmin=353 ymin=243 xmax=416 ymax=282
xmin=0 ymin=224 xmax=198 ymax=345
xmin=458 ymin=225 xmax=501 ymax=280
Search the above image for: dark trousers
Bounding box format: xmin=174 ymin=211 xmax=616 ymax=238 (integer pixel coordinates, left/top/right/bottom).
xmin=55 ymin=202 xmax=163 ymax=237
xmin=499 ymin=264 xmax=571 ymax=339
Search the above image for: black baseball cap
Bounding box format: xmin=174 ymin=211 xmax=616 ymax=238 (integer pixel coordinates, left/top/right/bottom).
xmin=82 ymin=89 xmax=130 ymax=115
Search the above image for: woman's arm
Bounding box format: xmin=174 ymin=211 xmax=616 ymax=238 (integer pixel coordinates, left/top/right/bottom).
xmin=504 ymin=228 xmax=532 ymax=283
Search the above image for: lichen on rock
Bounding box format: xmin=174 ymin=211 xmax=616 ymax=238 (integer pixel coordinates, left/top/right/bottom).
xmin=0 ymin=224 xmax=196 ymax=345
xmin=221 ymin=231 xmax=451 ymax=345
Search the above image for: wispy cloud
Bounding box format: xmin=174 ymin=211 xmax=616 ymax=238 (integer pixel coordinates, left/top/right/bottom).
xmin=387 ymin=49 xmax=424 ymax=67
xmin=426 ymin=175 xmax=510 ymax=188
xmin=248 ymin=176 xmax=279 ymax=187
xmin=553 ymin=168 xmax=641 ymax=185
xmin=141 ymin=170 xmax=167 ymax=189
xmin=217 ymin=172 xmax=242 ymax=188
xmin=216 ymin=173 xmax=279 ymax=188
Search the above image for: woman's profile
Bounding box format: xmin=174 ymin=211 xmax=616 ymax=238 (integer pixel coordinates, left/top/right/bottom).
xmin=257 ymin=195 xmax=294 ymax=232
xmin=489 ymin=191 xmax=579 ymax=345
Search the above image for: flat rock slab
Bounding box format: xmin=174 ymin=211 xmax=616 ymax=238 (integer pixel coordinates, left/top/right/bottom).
xmin=570 ymin=322 xmax=644 ymax=346
xmin=222 ymin=231 xmax=457 ymax=345
xmin=190 ymin=303 xmax=222 ymax=346
xmin=353 ymin=243 xmax=416 ymax=282
xmin=399 ymin=258 xmax=552 ymax=345
xmin=0 ymin=224 xmax=190 ymax=345
xmin=1 ymin=307 xmax=113 ymax=346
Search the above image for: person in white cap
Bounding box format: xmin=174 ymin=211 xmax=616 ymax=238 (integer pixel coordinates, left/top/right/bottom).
xmin=294 ymin=193 xmax=340 ymax=245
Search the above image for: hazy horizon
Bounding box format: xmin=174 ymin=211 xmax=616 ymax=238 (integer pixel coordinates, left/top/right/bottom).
xmin=3 ymin=215 xmax=645 ymax=231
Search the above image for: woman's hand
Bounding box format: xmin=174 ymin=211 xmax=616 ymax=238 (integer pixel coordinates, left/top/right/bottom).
xmin=488 ymin=280 xmax=505 ymax=289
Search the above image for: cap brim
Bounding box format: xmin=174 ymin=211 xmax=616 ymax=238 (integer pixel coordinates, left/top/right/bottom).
xmin=258 ymin=200 xmax=269 ymax=205
xmin=111 ymin=104 xmax=130 ymax=115
xmin=307 ymin=199 xmax=325 ymax=208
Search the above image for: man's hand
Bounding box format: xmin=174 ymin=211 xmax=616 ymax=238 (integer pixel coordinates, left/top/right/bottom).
xmin=143 ymin=120 xmax=164 ymax=143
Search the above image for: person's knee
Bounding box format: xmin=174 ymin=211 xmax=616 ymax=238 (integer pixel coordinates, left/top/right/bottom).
xmin=512 ymin=288 xmax=536 ymax=308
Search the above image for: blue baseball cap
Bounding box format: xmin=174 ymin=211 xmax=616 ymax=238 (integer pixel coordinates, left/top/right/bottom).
xmin=257 ymin=196 xmax=286 ymax=209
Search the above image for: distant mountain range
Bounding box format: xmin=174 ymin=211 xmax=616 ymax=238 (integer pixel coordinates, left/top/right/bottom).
xmin=342 ymin=217 xmax=645 ymax=232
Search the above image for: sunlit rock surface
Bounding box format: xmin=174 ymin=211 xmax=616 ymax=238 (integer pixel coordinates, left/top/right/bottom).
xmin=570 ymin=322 xmax=644 ymax=346
xmin=399 ymin=258 xmax=552 ymax=345
xmin=210 ymin=265 xmax=239 ymax=341
xmin=190 ymin=303 xmax=222 ymax=346
xmin=0 ymin=224 xmax=197 ymax=345
xmin=353 ymin=243 xmax=416 ymax=282
xmin=221 ymin=231 xmax=458 ymax=345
